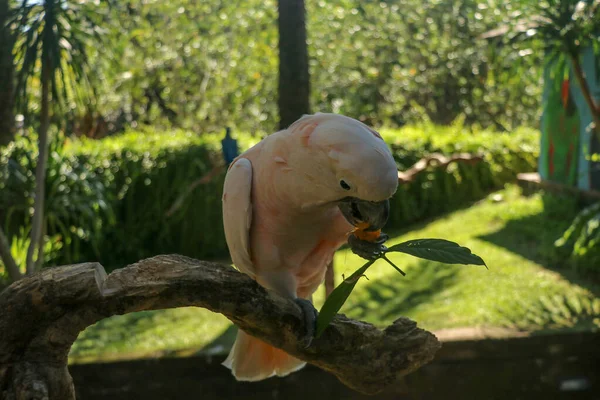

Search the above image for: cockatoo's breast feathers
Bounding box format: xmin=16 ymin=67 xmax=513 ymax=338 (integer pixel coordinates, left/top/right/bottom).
xmin=296 ymin=113 xmax=398 ymax=202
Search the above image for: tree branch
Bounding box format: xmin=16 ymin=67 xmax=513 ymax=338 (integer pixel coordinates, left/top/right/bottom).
xmin=25 ymin=50 xmax=51 ymax=275
xmin=397 ymin=153 xmax=484 ymax=183
xmin=164 ymin=165 xmax=224 ymax=217
xmin=0 ymin=255 xmax=440 ymax=399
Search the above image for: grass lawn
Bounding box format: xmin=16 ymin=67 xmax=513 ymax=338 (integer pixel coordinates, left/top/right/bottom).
xmin=68 ymin=185 xmax=600 ymax=364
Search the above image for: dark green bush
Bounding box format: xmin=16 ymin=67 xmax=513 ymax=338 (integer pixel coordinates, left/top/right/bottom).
xmin=0 ymin=132 xmax=113 ymax=265
xmin=555 ymin=202 xmax=600 ymax=275
xmin=64 ymin=128 xmax=238 ymax=268
xmin=1 ymin=124 xmax=538 ymax=272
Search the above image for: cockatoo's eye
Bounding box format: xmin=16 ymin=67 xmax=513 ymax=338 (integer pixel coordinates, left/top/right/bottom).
xmin=339 ymin=180 xmax=351 ymax=190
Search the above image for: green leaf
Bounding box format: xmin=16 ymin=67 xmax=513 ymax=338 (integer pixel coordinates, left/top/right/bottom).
xmin=386 ymin=239 xmax=487 ymax=267
xmin=316 ymin=259 xmax=376 ymax=338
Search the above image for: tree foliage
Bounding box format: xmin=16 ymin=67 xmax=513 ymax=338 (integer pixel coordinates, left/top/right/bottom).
xmin=0 ymin=0 xmax=15 ymax=146
xmin=90 ymin=0 xmax=279 ymax=135
xmin=30 ymin=0 xmax=545 ymax=136
xmin=0 ymin=0 xmax=110 ymax=279
xmin=0 ymin=124 xmax=537 ymax=285
xmin=309 ymin=0 xmax=543 ymax=130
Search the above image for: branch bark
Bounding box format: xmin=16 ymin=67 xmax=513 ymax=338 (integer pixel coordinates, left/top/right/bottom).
xmin=0 ymin=255 xmax=440 ymax=399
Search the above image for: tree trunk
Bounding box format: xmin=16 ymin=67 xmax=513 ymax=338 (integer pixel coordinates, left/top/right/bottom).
xmin=0 ymin=0 xmax=15 ymax=146
xmin=571 ymin=54 xmax=600 ymax=141
xmin=25 ymin=56 xmax=50 ymax=275
xmin=277 ymin=0 xmax=310 ymax=129
xmin=0 ymin=255 xmax=440 ymax=399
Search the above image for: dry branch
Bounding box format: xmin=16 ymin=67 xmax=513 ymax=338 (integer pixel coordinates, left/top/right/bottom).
xmin=397 ymin=153 xmax=484 ymax=183
xmin=324 ymin=260 xmax=335 ymax=296
xmin=165 ymin=165 xmax=224 ymax=217
xmin=0 ymin=255 xmax=440 ymax=399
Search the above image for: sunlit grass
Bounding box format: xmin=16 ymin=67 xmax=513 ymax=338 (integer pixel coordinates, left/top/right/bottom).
xmin=318 ymin=185 xmax=599 ymax=332
xmin=69 ymin=185 xmax=600 ymax=363
xmin=69 ymin=307 xmax=231 ymax=364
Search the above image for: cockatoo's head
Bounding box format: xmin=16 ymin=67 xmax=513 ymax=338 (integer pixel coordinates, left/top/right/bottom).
xmin=287 ymin=113 xmax=398 ymax=231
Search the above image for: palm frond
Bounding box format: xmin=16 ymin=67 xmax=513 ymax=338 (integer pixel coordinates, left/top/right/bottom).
xmin=12 ymin=0 xmax=112 ymax=116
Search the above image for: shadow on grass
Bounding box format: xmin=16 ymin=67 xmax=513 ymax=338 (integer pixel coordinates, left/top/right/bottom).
xmin=494 ymin=293 xmax=600 ymax=335
xmin=476 ymin=193 xmax=600 ymax=333
xmin=71 ymin=311 xmax=160 ymax=356
xmin=477 ymin=194 xmax=574 ymax=262
xmin=344 ymin=260 xmax=461 ymax=324
xmin=477 ymin=193 xmax=600 ymax=292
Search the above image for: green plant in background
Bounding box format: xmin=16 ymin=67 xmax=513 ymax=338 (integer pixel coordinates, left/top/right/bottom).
xmin=310 ymin=0 xmax=543 ymax=130
xmin=498 ymin=294 xmax=600 ymax=332
xmin=15 ymin=0 xmax=544 ymax=136
xmin=555 ymin=201 xmax=600 ymax=275
xmin=382 ymin=123 xmax=539 ymax=227
xmin=64 ymin=128 xmax=230 ymax=268
xmin=0 ymin=0 xmax=111 ymax=282
xmin=0 ymin=0 xmax=15 ymax=146
xmin=0 ymin=124 xmax=539 ymax=274
xmin=489 ymin=0 xmax=600 ymax=138
xmin=0 ymin=132 xmax=113 ymax=269
xmin=316 ymin=238 xmax=486 ymax=336
xmin=84 ymin=0 xmax=279 ymax=136
xmin=0 ymin=227 xmax=63 ymax=288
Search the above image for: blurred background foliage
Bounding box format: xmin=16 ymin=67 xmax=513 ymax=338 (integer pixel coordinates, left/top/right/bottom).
xmin=12 ymin=0 xmax=543 ymax=137
xmin=309 ymin=0 xmax=542 ymax=129
xmin=3 ymin=0 xmax=595 ymax=282
xmin=0 ymin=123 xmax=538 ymax=277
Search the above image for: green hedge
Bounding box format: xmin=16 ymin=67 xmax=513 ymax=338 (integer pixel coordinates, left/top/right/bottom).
xmin=63 ymin=129 xmax=245 ymax=267
xmin=1 ymin=125 xmax=538 ymax=272
xmin=382 ymin=124 xmax=538 ymax=228
xmin=0 ymin=133 xmax=112 ymax=268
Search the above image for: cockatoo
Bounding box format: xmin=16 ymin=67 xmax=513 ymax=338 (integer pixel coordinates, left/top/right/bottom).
xmin=221 ymin=112 xmax=398 ymax=381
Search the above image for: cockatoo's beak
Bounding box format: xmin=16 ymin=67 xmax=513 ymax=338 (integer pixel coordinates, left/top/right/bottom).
xmin=338 ymin=198 xmax=390 ymax=231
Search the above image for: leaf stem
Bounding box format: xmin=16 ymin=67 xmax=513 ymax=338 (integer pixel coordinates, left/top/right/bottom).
xmin=381 ymin=254 xmax=406 ymax=276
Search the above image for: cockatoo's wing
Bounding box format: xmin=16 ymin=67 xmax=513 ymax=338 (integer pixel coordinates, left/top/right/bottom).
xmin=222 ymin=158 xmax=255 ymax=278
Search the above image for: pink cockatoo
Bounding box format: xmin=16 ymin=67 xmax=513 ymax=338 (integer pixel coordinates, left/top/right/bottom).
xmin=221 ymin=112 xmax=398 ymax=381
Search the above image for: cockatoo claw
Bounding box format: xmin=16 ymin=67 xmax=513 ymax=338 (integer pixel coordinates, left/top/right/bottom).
xmin=294 ymin=298 xmax=318 ymax=348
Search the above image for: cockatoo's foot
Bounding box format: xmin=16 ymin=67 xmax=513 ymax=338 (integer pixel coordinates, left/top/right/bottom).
xmin=294 ymin=298 xmax=318 ymax=348
xmin=348 ymin=232 xmax=389 ymax=260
